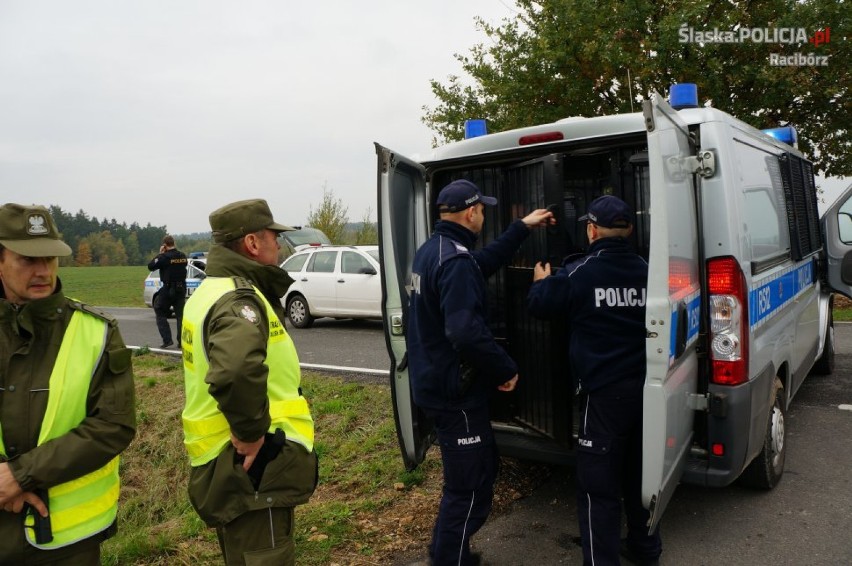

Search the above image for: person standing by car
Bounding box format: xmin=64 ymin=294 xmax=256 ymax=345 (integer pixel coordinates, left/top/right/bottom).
xmin=526 ymin=195 xmax=662 ymax=566
xmin=0 ymin=203 xmax=136 ymax=564
xmin=180 ymin=198 xmax=317 ymax=566
xmin=408 ymin=179 xmax=553 ymax=565
xmin=147 ymin=235 xmax=188 ymax=348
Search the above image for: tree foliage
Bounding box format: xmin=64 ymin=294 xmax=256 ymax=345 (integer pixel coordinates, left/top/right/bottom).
xmin=424 ymin=0 xmax=849 ymax=176
xmin=351 ymin=208 xmax=378 ymax=245
xmin=307 ymin=187 xmax=349 ymax=244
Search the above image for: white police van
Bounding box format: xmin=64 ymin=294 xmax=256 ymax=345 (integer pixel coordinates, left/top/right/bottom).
xmin=376 ymin=84 xmax=852 ymax=528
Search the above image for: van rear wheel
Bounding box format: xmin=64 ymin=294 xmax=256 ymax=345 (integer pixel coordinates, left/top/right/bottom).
xmin=739 ymin=381 xmax=786 ymax=489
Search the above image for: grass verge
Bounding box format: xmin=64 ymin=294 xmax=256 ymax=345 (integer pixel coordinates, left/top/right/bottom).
xmin=103 ymin=353 xmax=444 ymax=565
xmin=60 ymin=266 xmax=150 ymax=308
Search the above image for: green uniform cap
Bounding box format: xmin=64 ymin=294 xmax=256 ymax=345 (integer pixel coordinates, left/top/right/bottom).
xmin=0 ymin=203 xmax=72 ymax=257
xmin=209 ymin=199 xmax=295 ymax=244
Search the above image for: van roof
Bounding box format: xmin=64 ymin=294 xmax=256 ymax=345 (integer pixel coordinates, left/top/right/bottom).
xmin=414 ymin=106 xmax=803 ymax=164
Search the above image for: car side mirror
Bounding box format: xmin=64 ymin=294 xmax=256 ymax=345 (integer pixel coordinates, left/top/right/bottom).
xmin=359 ymin=267 xmax=377 ymax=275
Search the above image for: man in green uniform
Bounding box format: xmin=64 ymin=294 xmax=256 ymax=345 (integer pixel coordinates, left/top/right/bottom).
xmin=181 ymin=198 xmax=318 ymax=566
xmin=0 ymin=203 xmax=136 ymax=565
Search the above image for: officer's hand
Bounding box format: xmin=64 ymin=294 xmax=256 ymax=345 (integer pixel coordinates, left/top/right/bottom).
xmin=533 ymin=262 xmax=551 ymax=281
xmin=2 ymin=492 xmax=47 ymax=516
xmin=497 ymin=375 xmax=518 ymax=392
xmin=0 ymin=463 xmax=23 ymax=505
xmin=231 ymin=433 xmax=265 ymax=472
xmin=521 ymin=209 xmax=555 ymax=229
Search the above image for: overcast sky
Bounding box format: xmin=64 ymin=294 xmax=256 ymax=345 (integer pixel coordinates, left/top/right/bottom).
xmin=0 ymin=1 xmax=847 ymax=235
xmin=0 ymin=0 xmax=518 ymax=234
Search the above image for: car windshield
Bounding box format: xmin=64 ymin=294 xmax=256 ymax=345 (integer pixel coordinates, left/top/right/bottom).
xmin=367 ymin=249 xmax=380 ymax=263
xmin=283 ymin=227 xmax=331 ymax=247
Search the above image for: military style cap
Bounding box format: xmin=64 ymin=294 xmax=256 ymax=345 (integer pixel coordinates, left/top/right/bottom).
xmin=578 ymin=195 xmax=633 ymax=229
xmin=209 ymin=198 xmax=295 ymax=244
xmin=0 ymin=203 xmax=72 ymax=257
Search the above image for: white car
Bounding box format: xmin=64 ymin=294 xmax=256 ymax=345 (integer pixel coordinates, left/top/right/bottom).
xmin=143 ymin=258 xmax=207 ymax=307
xmin=280 ymin=245 xmax=381 ymax=328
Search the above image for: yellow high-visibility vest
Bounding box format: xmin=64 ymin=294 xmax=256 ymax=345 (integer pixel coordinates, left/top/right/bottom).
xmin=0 ymin=310 xmax=119 ymax=550
xmin=181 ymin=277 xmax=314 ymax=467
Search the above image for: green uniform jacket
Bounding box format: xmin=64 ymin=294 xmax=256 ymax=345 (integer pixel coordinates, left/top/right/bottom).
xmin=0 ymin=281 xmax=136 ymax=562
xmin=186 ymin=245 xmax=317 ymax=527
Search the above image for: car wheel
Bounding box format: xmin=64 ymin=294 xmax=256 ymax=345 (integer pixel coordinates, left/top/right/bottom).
xmin=811 ymin=314 xmax=835 ymax=375
xmin=739 ymin=380 xmax=786 ymax=489
xmin=287 ymin=294 xmax=314 ymax=329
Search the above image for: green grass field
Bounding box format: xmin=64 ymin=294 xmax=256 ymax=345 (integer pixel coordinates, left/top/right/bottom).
xmin=105 ymin=354 xmax=441 ymax=565
xmin=60 ymin=266 xmax=150 ymax=307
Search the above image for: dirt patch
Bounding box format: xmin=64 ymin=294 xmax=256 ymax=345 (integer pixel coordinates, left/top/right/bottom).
xmin=324 ymin=456 xmax=552 ymax=565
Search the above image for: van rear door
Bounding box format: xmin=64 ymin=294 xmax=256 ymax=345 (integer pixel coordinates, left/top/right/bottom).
xmin=641 ymin=94 xmax=702 ymax=530
xmin=821 ymin=184 xmax=852 ymax=300
xmin=375 ymin=143 xmax=433 ymax=470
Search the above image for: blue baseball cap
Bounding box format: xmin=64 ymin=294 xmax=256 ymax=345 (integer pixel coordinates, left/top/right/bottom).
xmin=436 ymin=180 xmax=498 ymax=213
xmin=578 ymin=195 xmax=632 ymax=228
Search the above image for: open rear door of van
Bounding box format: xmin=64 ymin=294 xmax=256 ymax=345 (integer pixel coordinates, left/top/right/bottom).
xmin=641 ymin=94 xmax=702 ymax=531
xmin=821 ymin=184 xmax=852 ymax=300
xmin=375 ymin=143 xmax=434 ymax=470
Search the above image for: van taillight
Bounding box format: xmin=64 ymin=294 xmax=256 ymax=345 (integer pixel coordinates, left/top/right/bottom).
xmin=707 ymin=257 xmax=748 ymax=386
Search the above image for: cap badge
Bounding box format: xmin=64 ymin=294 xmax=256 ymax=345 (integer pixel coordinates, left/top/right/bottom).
xmin=28 ymin=215 xmax=49 ymax=235
xmin=240 ymin=305 xmax=258 ymax=324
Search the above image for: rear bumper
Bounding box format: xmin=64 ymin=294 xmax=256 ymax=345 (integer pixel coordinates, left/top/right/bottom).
xmin=681 ymin=363 xmax=775 ymax=487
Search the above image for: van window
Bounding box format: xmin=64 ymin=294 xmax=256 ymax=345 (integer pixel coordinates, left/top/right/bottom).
xmin=743 ymin=185 xmax=790 ymax=263
xmin=778 ymin=153 xmax=821 ymax=260
xmin=735 ymin=142 xmax=791 ymax=268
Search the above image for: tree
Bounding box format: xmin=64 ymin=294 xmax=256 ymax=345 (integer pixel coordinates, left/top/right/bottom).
xmin=353 ymin=208 xmax=378 ymax=245
xmin=424 ymin=0 xmax=850 ymax=176
xmin=76 ymin=241 xmax=93 ymax=267
xmin=123 ymin=232 xmax=143 ymax=265
xmin=81 ymin=231 xmax=128 ymax=266
xmin=307 ymin=186 xmax=349 ymax=244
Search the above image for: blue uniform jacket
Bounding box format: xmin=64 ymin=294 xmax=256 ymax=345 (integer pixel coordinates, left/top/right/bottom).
xmin=527 ymin=237 xmax=648 ymax=393
xmin=407 ymin=219 xmax=530 ymax=410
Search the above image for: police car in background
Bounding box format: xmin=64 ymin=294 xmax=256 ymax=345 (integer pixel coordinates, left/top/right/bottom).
xmin=377 ymin=83 xmax=852 ymax=530
xmin=143 ymin=258 xmax=206 ymax=307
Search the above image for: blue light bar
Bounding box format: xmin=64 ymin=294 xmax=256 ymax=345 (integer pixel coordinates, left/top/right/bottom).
xmin=762 ymin=126 xmax=798 ymax=146
xmin=669 ymin=83 xmax=699 ymax=110
xmin=464 ymin=119 xmax=487 ymax=139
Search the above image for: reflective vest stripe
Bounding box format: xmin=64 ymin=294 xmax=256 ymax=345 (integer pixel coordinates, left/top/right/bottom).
xmin=182 ymin=277 xmax=314 ymax=467
xmin=182 ymin=398 xmax=313 ymax=462
xmin=0 ymin=310 xmax=119 ymax=550
xmin=26 ymin=458 xmax=119 ymax=547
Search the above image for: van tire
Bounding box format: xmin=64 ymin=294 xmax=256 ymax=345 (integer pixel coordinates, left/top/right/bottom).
xmin=811 ymin=315 xmax=835 ymax=375
xmin=287 ymin=295 xmax=314 ymax=329
xmin=739 ymin=381 xmax=786 ymax=489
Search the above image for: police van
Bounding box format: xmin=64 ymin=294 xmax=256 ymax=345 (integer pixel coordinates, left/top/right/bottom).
xmin=376 ymin=83 xmax=852 ymax=528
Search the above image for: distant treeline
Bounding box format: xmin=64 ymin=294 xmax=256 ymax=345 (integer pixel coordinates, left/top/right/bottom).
xmin=50 ymin=206 xmax=212 ymax=267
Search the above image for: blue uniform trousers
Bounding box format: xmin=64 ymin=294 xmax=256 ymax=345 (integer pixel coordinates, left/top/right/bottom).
xmin=425 ymin=404 xmax=498 ymax=566
xmin=576 ymin=378 xmax=662 ymax=565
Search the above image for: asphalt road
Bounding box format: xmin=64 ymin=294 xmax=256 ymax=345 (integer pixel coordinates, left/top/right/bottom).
xmin=103 ymin=306 xmax=390 ymax=374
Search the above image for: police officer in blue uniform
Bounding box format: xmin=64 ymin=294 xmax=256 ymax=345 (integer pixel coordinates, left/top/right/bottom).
xmin=147 ymin=235 xmax=188 ymax=348
xmin=527 ymin=195 xmax=662 ymax=566
xmin=408 ymin=179 xmax=553 ymax=565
